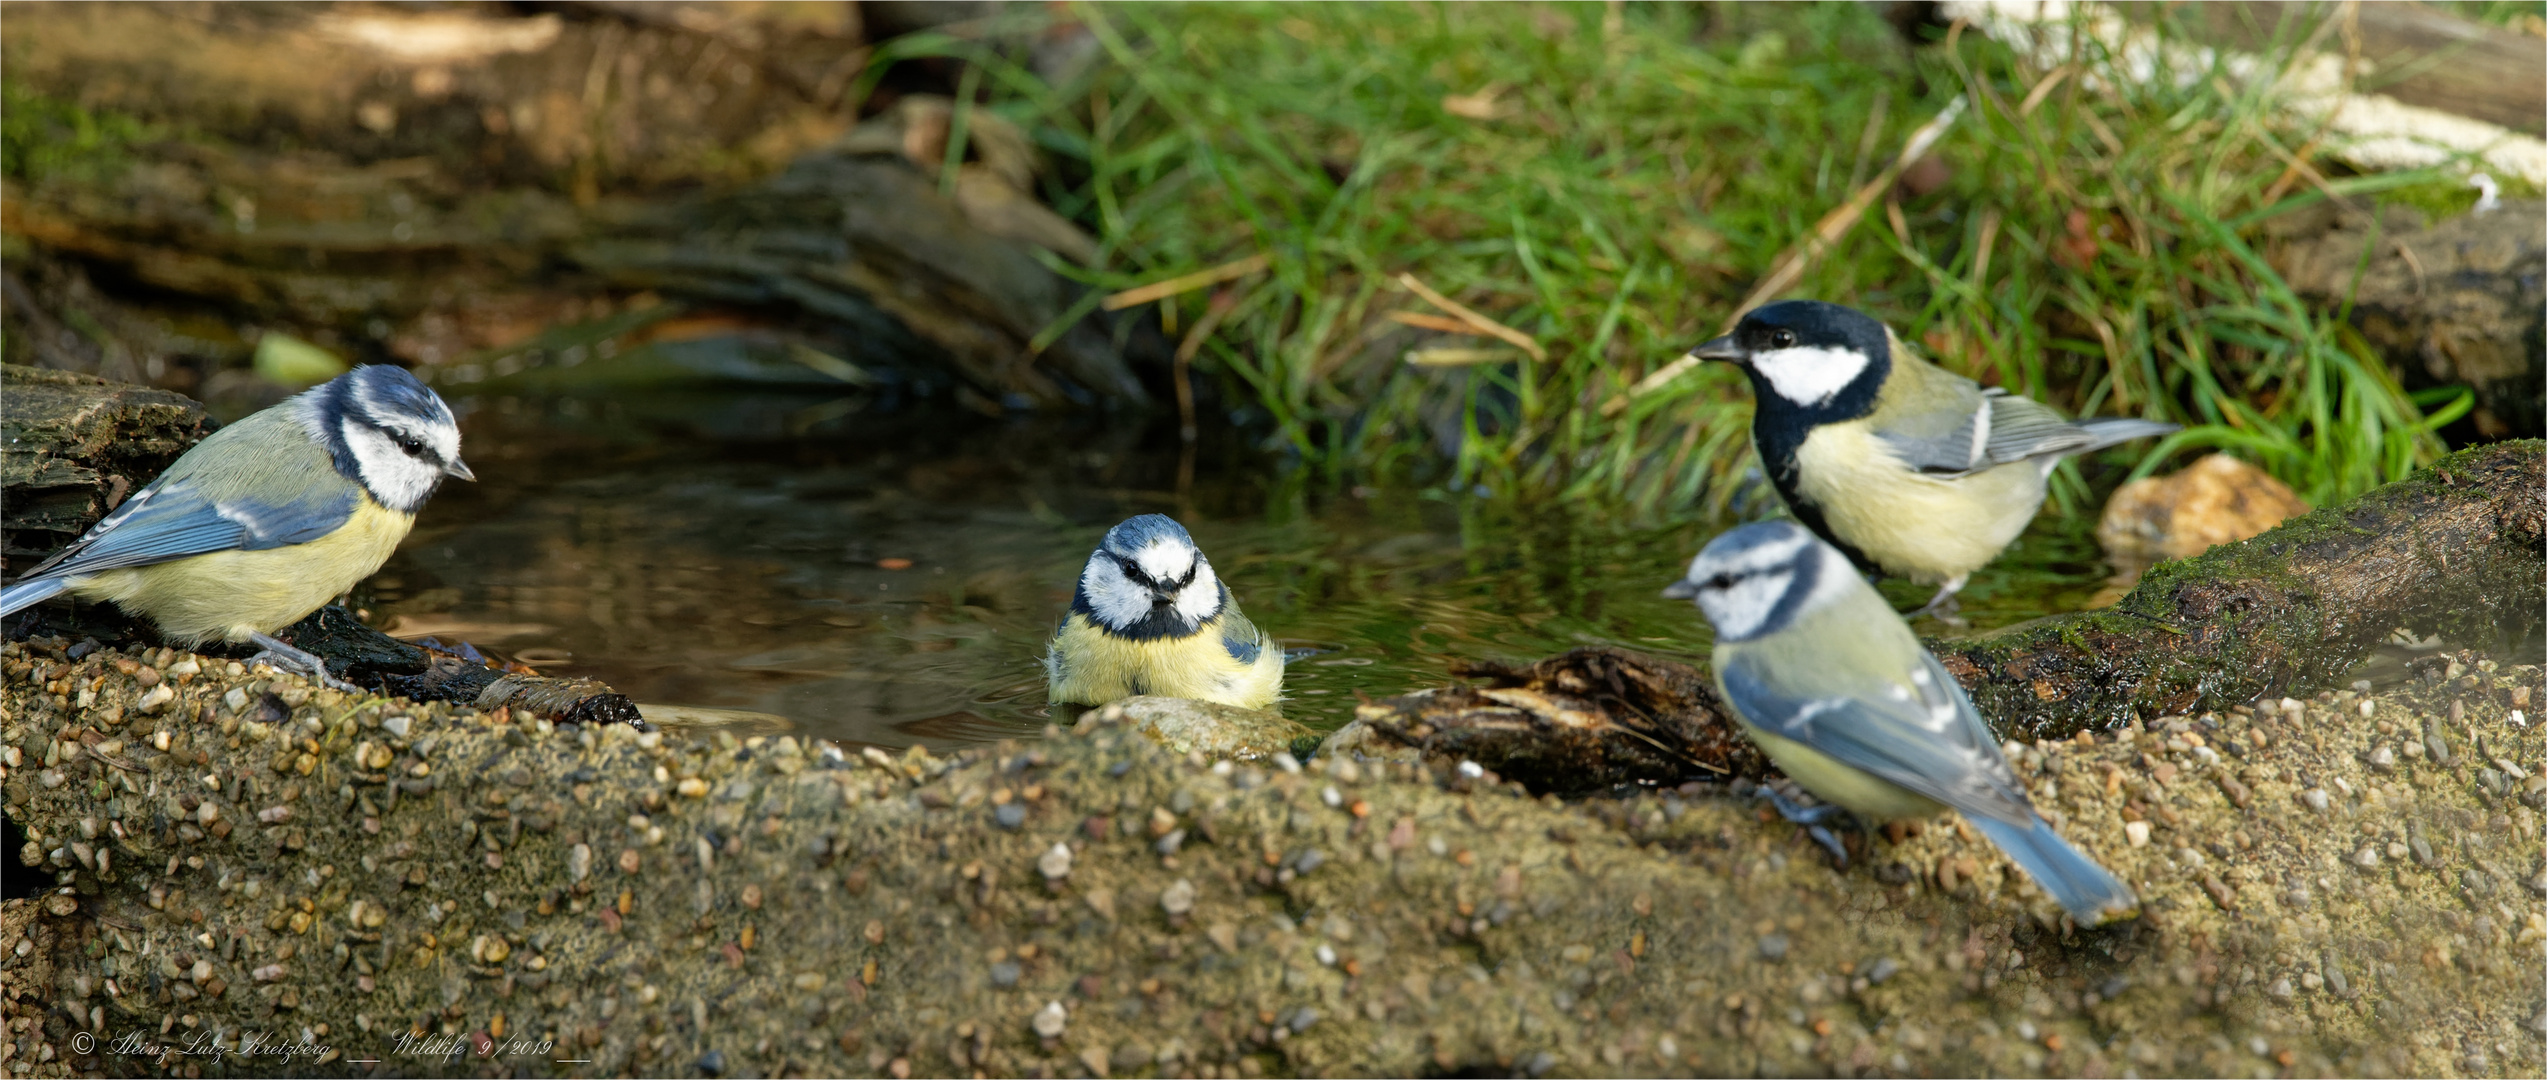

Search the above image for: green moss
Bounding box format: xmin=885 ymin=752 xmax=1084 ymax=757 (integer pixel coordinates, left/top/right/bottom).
xmin=0 ymin=79 xmax=161 ymax=187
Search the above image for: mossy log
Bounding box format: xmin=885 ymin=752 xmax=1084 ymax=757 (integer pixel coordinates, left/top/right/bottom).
xmin=4 ymin=636 xmax=2541 ymax=1078
xmin=1944 ymin=440 xmax=2545 ymax=740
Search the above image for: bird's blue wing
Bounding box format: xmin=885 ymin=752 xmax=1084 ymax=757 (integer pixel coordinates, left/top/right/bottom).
xmin=1718 ymin=649 xmax=2035 ymax=826
xmin=1219 ymin=609 xmax=1264 ymax=665
xmin=17 ymin=477 xmax=359 ymax=581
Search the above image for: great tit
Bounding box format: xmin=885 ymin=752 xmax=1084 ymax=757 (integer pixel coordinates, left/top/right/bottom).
xmin=1 ymin=365 xmax=471 ymax=685
xmin=1666 ymin=520 xmax=2139 ymax=925
xmin=1693 ymin=300 xmax=2176 ymax=613
xmin=1045 ymin=514 xmax=1284 ymax=710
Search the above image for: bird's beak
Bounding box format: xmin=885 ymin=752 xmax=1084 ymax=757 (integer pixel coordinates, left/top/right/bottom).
xmin=444 ymin=458 xmax=477 ymax=481
xmin=1660 ymin=579 xmax=1700 ymax=600
xmin=1690 ymin=335 xmax=1744 ymax=364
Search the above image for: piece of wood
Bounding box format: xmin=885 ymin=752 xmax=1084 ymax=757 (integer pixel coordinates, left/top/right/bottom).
xmin=2112 ymin=1 xmax=2546 ymax=137
xmin=0 ymin=365 xmax=212 ymax=570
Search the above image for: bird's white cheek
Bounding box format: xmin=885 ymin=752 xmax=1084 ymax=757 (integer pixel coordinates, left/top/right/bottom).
xmin=341 ymin=423 xmax=439 ymax=512
xmin=1080 ymin=559 xmax=1152 ymax=631
xmin=1750 ymin=345 xmax=1868 ymax=407
xmin=1696 ymin=573 xmax=1789 ymax=640
xmin=1174 ymin=561 xmax=1222 ymax=625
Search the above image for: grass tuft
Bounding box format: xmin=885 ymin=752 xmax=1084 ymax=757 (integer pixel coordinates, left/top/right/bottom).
xmin=836 ymin=4 xmax=2507 ymax=513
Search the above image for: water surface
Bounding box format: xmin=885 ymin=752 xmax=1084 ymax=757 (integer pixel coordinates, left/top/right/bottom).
xmin=369 ymin=390 xmax=2116 ymax=748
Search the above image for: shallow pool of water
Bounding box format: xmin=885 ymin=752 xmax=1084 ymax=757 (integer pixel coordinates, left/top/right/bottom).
xmin=367 ymin=390 xmax=2120 ymax=749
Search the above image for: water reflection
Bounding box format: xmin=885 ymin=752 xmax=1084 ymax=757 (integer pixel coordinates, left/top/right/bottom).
xmin=371 ymin=390 xmax=2112 ymax=749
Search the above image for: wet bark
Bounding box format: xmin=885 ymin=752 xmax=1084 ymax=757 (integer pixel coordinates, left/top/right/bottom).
xmin=276 ymin=606 xmax=643 ymax=727
xmin=1330 ymin=649 xmax=1765 ymax=793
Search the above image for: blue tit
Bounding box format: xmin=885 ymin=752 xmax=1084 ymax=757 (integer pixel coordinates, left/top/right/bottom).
xmin=1692 ymin=300 xmax=2177 ymax=613
xmin=2 ymin=365 xmax=471 ymax=684
xmin=1045 ymin=514 xmax=1284 ymax=710
xmin=1666 ymin=520 xmax=2139 ymax=925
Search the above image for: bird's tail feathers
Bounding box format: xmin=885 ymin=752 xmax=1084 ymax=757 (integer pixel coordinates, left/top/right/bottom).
xmin=2071 ymin=418 xmax=2180 ymax=453
xmin=1969 ymin=812 xmax=2140 ymax=926
xmin=0 ymin=577 xmax=68 ymax=619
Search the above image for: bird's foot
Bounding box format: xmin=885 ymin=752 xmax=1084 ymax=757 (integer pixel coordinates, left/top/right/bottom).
xmin=1911 ymin=581 xmax=1969 ymax=629
xmin=246 ymin=632 xmax=360 ymax=693
xmin=1757 ymin=786 xmax=1849 ymax=867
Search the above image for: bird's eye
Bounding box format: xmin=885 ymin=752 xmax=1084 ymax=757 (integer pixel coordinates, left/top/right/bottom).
xmin=1707 ymin=573 xmax=1738 ymax=590
xmin=1768 ymin=329 xmax=1796 ymax=349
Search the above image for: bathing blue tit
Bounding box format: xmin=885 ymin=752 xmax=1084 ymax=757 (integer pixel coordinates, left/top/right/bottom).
xmin=1 ymin=365 xmax=472 ymax=682
xmin=1666 ymin=521 xmax=2139 ymax=925
xmin=1044 ymin=514 xmax=1285 ymax=711
xmin=1692 ymin=300 xmax=2177 ymax=612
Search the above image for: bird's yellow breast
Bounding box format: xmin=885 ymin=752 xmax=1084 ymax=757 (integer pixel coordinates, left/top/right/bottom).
xmin=1792 ymin=422 xmax=2045 ymax=584
xmin=1046 ymin=613 xmax=1285 ymax=710
xmin=66 ymin=498 xmax=416 ymax=645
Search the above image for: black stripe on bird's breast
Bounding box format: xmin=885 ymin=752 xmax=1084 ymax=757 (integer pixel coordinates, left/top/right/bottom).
xmin=1747 ymin=428 xmax=1879 ymax=578
xmin=1067 ymin=586 xmax=1214 ymax=642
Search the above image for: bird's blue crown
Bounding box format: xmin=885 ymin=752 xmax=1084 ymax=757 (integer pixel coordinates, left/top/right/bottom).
xmin=1100 ymin=514 xmax=1196 ymax=559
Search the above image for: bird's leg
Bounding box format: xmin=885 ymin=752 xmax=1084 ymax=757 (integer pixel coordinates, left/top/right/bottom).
xmin=1757 ymin=785 xmax=1850 ymax=867
xmin=1912 ymin=577 xmax=1969 ymax=628
xmin=246 ymin=632 xmax=359 ymax=693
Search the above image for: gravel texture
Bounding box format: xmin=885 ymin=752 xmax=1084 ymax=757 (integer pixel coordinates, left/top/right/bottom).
xmin=3 ymin=635 xmax=2542 ymax=1077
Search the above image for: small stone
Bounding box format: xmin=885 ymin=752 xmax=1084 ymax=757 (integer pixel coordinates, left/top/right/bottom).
xmin=135 ymin=685 xmax=176 ymax=715
xmin=990 ymin=962 xmax=1021 ymax=988
xmin=2351 ymin=845 xmax=2380 ymax=869
xmin=995 ymin=803 xmax=1026 ymax=830
xmin=1287 ymin=1007 xmax=1319 ymax=1032
xmin=1032 ymin=1000 xmax=1068 ymax=1038
xmin=382 ymin=715 xmax=412 ymax=738
xmin=569 ymin=844 xmax=592 ymax=883
xmin=618 ymin=849 xmax=641 ymax=875
xmin=2124 ymin=821 xmax=2151 ymax=847
xmin=1038 ymin=843 xmax=1073 ymax=880
xmin=2300 ymin=788 xmax=2330 ymax=813
xmin=1866 ymin=957 xmax=1900 ymax=984
xmin=696 ymin=1049 xmax=726 ymax=1077
xmin=1161 ymin=878 xmax=1197 ymax=917
xmin=1758 ymin=933 xmax=1788 ymax=961
xmin=2367 ymin=745 xmax=2396 ymax=771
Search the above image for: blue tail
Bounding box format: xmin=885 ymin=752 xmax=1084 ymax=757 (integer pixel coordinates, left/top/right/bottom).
xmin=1969 ymin=813 xmax=2140 ymax=925
xmin=0 ymin=577 xmax=68 ymax=618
